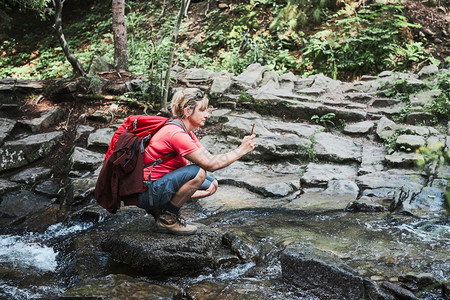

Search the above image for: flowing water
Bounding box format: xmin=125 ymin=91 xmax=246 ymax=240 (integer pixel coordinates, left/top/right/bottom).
xmin=0 ymin=206 xmax=449 ymax=299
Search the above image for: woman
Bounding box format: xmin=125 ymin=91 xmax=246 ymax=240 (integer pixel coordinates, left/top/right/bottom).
xmin=141 ymin=88 xmax=256 ymax=236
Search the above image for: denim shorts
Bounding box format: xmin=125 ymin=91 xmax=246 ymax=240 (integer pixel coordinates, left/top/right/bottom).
xmin=138 ymin=164 xmax=215 ymax=209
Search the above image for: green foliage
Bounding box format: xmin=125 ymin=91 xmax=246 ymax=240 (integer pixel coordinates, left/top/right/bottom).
xmin=382 ymin=127 xmax=403 ymax=155
xmin=311 ymin=112 xmax=335 ymax=130
xmin=425 ymin=72 xmax=450 ymax=122
xmin=300 ymin=3 xmax=431 ymax=79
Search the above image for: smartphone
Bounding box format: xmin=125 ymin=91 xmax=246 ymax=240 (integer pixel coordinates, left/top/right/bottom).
xmin=250 ymin=123 xmax=256 ymax=135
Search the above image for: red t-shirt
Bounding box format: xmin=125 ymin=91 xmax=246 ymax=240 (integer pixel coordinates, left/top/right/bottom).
xmin=143 ymin=123 xmax=202 ymax=181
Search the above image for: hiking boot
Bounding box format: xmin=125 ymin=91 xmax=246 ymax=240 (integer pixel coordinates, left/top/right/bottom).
xmin=154 ymin=211 xmax=197 ymax=236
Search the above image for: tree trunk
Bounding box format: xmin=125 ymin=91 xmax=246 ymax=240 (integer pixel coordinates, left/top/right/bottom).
xmin=53 ymin=0 xmax=86 ymax=77
xmin=112 ymin=0 xmax=128 ymax=71
xmin=161 ymin=0 xmax=186 ymax=113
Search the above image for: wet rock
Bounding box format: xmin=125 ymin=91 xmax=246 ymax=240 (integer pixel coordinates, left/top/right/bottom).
xmin=357 ymin=170 xmax=426 ymax=200
xmin=284 ymin=188 xmax=356 ymax=211
xmin=346 ymin=196 xmax=387 ymax=212
xmin=381 ymin=281 xmax=417 ymax=300
xmin=10 ymin=167 xmax=52 ymax=185
xmin=101 ymin=216 xmax=222 ymax=276
xmin=61 ymin=273 xmax=181 ymax=299
xmin=222 ymin=232 xmax=260 ymax=261
xmin=324 ymin=180 xmax=359 ymax=200
xmin=35 ymin=180 xmax=60 ymax=197
xmin=314 ymin=132 xmax=362 ymax=163
xmin=0 ymin=118 xmax=16 ymax=146
xmin=281 ymin=242 xmax=387 ymax=300
xmin=18 ymin=106 xmax=65 ymax=133
xmin=399 ymin=272 xmax=439 ymax=290
xmin=442 ymin=282 xmax=450 ymax=299
xmin=66 ymin=176 xmax=97 ymax=205
xmin=0 ymin=131 xmax=64 ymax=171
xmin=0 ymin=190 xmax=51 ymax=217
xmin=410 ymin=186 xmax=447 ymax=211
xmin=0 ymin=179 xmax=19 ymax=196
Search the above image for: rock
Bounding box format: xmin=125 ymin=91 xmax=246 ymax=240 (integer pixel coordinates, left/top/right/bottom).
xmin=61 ymin=274 xmax=181 ymax=299
xmin=18 ymin=106 xmax=65 ymax=133
xmin=0 ymin=190 xmax=51 ymax=217
xmin=185 ymin=68 xmax=213 ymax=81
xmin=310 ymin=74 xmax=341 ymax=93
xmin=222 ymin=232 xmax=259 ymax=261
xmin=234 ymin=63 xmax=267 ymax=88
xmin=324 ymin=180 xmax=359 ymax=199
xmin=101 ymin=216 xmax=222 ymax=276
xmin=197 ymin=185 xmax=288 ymax=214
xmin=87 ymin=55 xmax=112 ymax=76
xmin=346 ymin=196 xmax=387 ymax=212
xmin=381 ymin=281 xmax=417 ymax=300
xmin=87 ymin=127 xmax=115 ymax=151
xmin=70 ymin=147 xmax=104 ymax=172
xmin=66 ymin=176 xmax=97 ymax=205
xmin=359 ymin=145 xmax=386 ymax=174
xmin=260 ymin=70 xmax=279 ymax=87
xmin=418 ymin=65 xmax=439 ymax=78
xmin=210 ymin=76 xmax=233 ymax=96
xmin=0 ymin=179 xmax=19 ymax=196
xmin=301 ymin=163 xmax=358 ymax=187
xmin=10 ymin=167 xmax=52 ymax=185
xmin=376 ymin=117 xmax=399 ymax=140
xmin=411 ymin=186 xmax=447 ymax=211
xmin=281 ymin=242 xmax=387 ymax=300
xmin=0 ymin=131 xmax=64 ymax=171
xmin=212 ymin=161 xmax=300 ymax=197
xmin=357 ymin=170 xmax=426 ymax=200
xmin=399 ymin=272 xmax=439 ymax=290
xmin=409 ymin=90 xmax=441 ymax=107
xmin=75 ymin=124 xmax=95 ymax=141
xmin=370 ymin=97 xmax=402 ymax=107
xmin=396 ymin=135 xmax=426 ymax=150
xmin=0 ymin=118 xmax=16 ymax=146
xmin=385 ymin=151 xmax=423 ymax=168
xmin=87 ymin=110 xmax=113 ymax=123
xmin=34 ymin=180 xmax=60 ymax=197
xmin=314 ymin=132 xmax=363 ymax=163
xmin=405 ymin=112 xmax=435 ymax=125
xmin=344 ymin=121 xmax=375 ymax=134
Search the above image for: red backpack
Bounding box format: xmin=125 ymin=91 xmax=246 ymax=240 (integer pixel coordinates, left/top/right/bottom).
xmin=104 ymin=115 xmax=170 ymax=160
xmin=95 ymin=115 xmax=177 ymax=213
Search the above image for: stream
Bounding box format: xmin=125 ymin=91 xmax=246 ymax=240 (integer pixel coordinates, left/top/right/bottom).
xmin=0 ymin=204 xmax=449 ymax=299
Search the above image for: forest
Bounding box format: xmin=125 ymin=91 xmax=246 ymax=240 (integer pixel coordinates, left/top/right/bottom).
xmin=1 ymin=0 xmax=449 ymax=83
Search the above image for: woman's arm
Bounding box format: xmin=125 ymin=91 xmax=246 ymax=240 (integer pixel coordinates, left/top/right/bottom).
xmin=184 ymin=135 xmax=255 ymax=172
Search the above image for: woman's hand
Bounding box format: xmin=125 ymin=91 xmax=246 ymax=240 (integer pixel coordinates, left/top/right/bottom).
xmin=239 ymin=134 xmax=256 ymax=154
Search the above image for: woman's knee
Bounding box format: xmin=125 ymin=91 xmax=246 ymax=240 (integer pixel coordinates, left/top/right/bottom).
xmin=193 ymin=168 xmax=207 ymax=185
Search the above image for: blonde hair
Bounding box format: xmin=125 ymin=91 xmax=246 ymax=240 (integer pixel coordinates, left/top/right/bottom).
xmin=171 ymin=88 xmax=209 ymax=119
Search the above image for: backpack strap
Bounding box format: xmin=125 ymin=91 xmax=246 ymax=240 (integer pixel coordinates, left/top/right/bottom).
xmin=142 ymin=119 xmax=189 ymax=181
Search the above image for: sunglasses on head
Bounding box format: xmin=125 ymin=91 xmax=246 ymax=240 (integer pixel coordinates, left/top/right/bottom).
xmin=190 ymin=91 xmax=204 ymax=100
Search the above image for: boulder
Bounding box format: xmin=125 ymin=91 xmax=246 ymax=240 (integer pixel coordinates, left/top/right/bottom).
xmin=0 ymin=118 xmax=16 ymax=146
xmin=101 ymin=216 xmax=223 ymax=276
xmin=0 ymin=190 xmax=51 ymax=217
xmin=234 ymin=63 xmax=267 ymax=88
xmin=0 ymin=131 xmax=64 ymax=171
xmin=281 ymin=242 xmax=387 ymax=300
xmin=314 ymin=132 xmax=363 ymax=163
xmin=18 ymin=106 xmax=65 ymax=133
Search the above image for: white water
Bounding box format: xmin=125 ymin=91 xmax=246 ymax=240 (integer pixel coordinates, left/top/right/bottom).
xmin=0 ymin=234 xmax=57 ymax=272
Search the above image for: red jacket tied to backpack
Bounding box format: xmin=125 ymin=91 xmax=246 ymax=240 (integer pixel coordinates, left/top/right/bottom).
xmin=94 ymin=115 xmax=169 ymax=213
